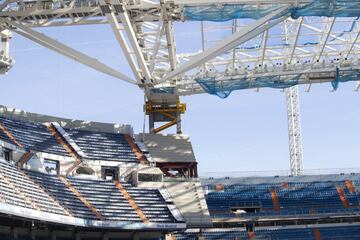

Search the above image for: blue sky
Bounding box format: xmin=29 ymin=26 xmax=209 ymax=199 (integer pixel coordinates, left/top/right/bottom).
xmin=0 ymin=23 xmax=359 ymax=174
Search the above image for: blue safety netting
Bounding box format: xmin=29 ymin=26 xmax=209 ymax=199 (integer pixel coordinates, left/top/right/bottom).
xmin=332 ymin=68 xmax=360 ymax=91
xmin=184 ymin=0 xmax=360 ymax=22
xmin=293 ymin=0 xmax=360 ymax=18
xmin=183 ymin=4 xmax=281 ymax=22
xmin=196 ymin=68 xmax=360 ymax=98
xmin=195 ymin=75 xmax=300 ymax=98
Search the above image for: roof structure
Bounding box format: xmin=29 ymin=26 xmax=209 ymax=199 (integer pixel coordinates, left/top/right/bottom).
xmin=0 ymin=0 xmax=359 ymax=95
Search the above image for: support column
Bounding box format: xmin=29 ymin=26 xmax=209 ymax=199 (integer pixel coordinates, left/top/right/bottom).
xmin=176 ymin=112 xmax=182 ymax=134
xmin=149 ymin=113 xmax=155 ymax=133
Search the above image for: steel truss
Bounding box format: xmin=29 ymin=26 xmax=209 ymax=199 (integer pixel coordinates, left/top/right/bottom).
xmin=286 ymin=86 xmax=303 ymax=176
xmin=0 ymin=0 xmax=359 ymax=173
xmin=0 ymin=1 xmax=359 ymax=92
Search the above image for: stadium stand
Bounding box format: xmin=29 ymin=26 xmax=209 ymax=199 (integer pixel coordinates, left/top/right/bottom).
xmin=203 ymin=175 xmax=360 ymax=221
xmin=66 ymin=128 xmax=139 ymax=162
xmin=0 ymin=159 xmax=185 ymax=231
xmin=25 ymin=169 xmax=100 ymax=220
xmin=2 ymin=108 xmax=360 ymax=239
xmin=169 ymin=174 xmax=360 ymax=239
xmin=0 ymin=115 xmax=70 ymax=156
xmin=0 ymin=160 xmax=69 ymax=216
xmin=0 ymin=161 xmax=186 ymax=223
xmin=175 ymin=224 xmax=360 ymax=240
xmin=66 ymin=177 xmax=178 ymax=223
xmin=0 ymin=115 xmax=139 ymax=164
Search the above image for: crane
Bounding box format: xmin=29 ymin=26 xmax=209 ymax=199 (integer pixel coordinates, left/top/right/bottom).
xmin=0 ymin=0 xmax=359 ymax=174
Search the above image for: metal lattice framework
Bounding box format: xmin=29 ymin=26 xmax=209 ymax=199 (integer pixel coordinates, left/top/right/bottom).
xmin=0 ymin=0 xmax=359 ymax=92
xmin=1 ymin=0 xmax=360 ymax=174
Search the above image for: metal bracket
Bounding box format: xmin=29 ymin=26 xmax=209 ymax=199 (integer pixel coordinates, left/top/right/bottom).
xmin=145 ymin=100 xmax=186 ymax=133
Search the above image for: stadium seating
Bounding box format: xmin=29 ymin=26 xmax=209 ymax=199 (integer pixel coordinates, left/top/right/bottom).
xmin=0 ymin=160 xmax=68 ymax=215
xmin=65 ymin=128 xmax=139 ymax=162
xmin=0 ymin=116 xmax=70 ymax=156
xmin=25 ymin=170 xmax=99 ymax=220
xmin=0 ymin=115 xmax=140 ymax=162
xmin=205 ymin=179 xmax=360 ymax=218
xmin=175 ymin=225 xmax=360 ymax=240
xmin=67 ymin=177 xmax=177 ymax=222
xmin=0 ymin=160 xmax=182 ymax=226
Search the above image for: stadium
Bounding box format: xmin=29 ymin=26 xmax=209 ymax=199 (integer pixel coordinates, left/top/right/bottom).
xmin=0 ymin=0 xmax=360 ymax=239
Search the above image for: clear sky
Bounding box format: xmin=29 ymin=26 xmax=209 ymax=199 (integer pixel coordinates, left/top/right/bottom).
xmin=0 ymin=23 xmax=359 ymax=174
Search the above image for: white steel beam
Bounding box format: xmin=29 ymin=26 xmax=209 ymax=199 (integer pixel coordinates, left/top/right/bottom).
xmin=158 ymin=6 xmax=290 ymax=84
xmin=116 ymin=3 xmax=153 ymax=83
xmin=283 ymin=18 xmax=304 ymax=176
xmin=149 ymin=22 xmax=165 ymax=73
xmin=101 ymin=3 xmax=143 ymax=83
xmin=101 ymin=1 xmax=153 ymax=84
xmin=164 ymin=20 xmax=177 ymax=71
xmin=6 ymin=20 xmax=135 ymax=84
xmin=231 ymin=19 xmax=237 ymax=70
xmin=288 ymin=17 xmax=303 ymax=64
xmin=259 ymin=26 xmax=268 ymax=67
xmin=315 ymin=17 xmax=336 ymax=62
xmin=356 ymin=82 xmax=360 ymax=91
xmin=345 ymin=20 xmax=360 ymax=59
